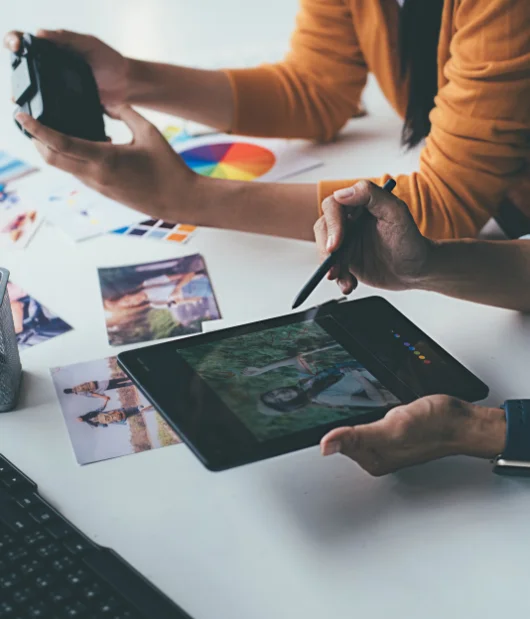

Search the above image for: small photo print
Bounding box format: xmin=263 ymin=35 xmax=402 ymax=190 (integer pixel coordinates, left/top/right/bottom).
xmin=0 ymin=205 xmax=43 ymax=249
xmin=51 ymin=356 xmax=181 ymax=465
xmin=8 ymin=282 xmax=72 ymax=350
xmin=98 ymin=254 xmax=221 ymax=346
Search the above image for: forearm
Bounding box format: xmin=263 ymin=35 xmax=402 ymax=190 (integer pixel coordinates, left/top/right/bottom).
xmin=417 ymin=239 xmax=530 ymax=312
xmin=126 ymin=59 xmax=234 ymax=131
xmin=186 ymin=176 xmax=318 ymax=240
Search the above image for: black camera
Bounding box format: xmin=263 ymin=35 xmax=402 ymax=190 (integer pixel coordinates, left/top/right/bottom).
xmin=11 ymin=33 xmax=106 ymax=142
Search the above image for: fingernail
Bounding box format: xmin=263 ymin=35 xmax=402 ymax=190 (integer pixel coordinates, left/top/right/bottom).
xmin=15 ymin=112 xmax=27 ymax=125
xmin=334 ymin=186 xmax=355 ymax=200
xmin=322 ymin=440 xmax=341 ymax=456
xmin=338 ymin=279 xmax=349 ymax=293
xmin=326 ymin=235 xmax=335 ymax=252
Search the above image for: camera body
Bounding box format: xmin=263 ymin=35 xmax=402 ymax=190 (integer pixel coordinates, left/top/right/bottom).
xmin=11 ymin=33 xmax=106 ymax=142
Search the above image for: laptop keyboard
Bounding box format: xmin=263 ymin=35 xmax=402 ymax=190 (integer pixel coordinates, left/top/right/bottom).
xmin=0 ymin=454 xmax=192 ymax=619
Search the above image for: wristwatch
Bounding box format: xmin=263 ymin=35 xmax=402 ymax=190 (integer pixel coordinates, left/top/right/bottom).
xmin=493 ymin=400 xmax=530 ymax=476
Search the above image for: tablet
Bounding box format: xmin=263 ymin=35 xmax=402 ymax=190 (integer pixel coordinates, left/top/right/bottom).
xmin=118 ymin=296 xmax=489 ymax=471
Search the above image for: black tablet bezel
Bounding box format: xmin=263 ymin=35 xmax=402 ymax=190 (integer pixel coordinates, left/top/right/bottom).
xmin=118 ymin=296 xmax=489 ymax=471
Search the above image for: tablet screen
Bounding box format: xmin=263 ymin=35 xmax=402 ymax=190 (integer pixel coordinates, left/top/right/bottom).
xmin=180 ymin=320 xmax=400 ymax=442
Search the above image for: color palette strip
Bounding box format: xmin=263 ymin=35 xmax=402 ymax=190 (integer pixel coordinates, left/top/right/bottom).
xmin=393 ymin=332 xmax=431 ymax=364
xmin=110 ymin=219 xmax=197 ymax=244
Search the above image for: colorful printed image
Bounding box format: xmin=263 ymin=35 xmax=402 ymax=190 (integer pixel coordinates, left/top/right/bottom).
xmin=0 ymin=205 xmax=43 ymax=249
xmin=180 ymin=321 xmax=400 ymax=442
xmin=98 ymin=254 xmax=221 ymax=346
xmin=0 ymin=151 xmax=37 ymax=184
xmin=8 ymin=282 xmax=73 ymax=350
xmin=0 ymin=183 xmax=22 ymax=209
xmin=180 ymin=142 xmax=276 ymax=181
xmin=174 ymin=134 xmax=322 ymax=183
xmin=51 ymin=357 xmax=180 ymax=465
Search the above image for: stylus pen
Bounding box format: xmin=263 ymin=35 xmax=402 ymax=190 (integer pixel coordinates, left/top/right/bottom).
xmin=292 ymin=178 xmax=396 ymax=310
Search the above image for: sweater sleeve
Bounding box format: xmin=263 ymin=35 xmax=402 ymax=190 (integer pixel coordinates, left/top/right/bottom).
xmin=319 ymin=0 xmax=530 ymax=239
xmin=224 ymin=0 xmax=368 ymax=142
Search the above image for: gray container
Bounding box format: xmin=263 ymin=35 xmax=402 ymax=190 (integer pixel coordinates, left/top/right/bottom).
xmin=0 ymin=268 xmax=22 ymax=412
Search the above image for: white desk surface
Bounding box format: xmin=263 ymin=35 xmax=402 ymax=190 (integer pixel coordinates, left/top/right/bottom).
xmin=2 ymin=2 xmax=530 ymax=618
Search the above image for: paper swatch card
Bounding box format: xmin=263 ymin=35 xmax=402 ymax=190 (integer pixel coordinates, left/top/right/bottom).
xmin=16 ymin=174 xmax=145 ymax=242
xmin=0 ymin=151 xmax=38 ymax=184
xmin=170 ymin=132 xmax=322 ymax=183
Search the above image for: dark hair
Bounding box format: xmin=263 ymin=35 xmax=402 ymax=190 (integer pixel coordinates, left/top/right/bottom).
xmin=399 ymin=0 xmax=445 ymax=149
xmin=260 ymin=371 xmax=345 ymax=413
xmin=260 ymin=387 xmax=309 ymax=413
xmin=78 ymin=411 xmax=101 ymax=427
xmin=64 ymin=388 xmax=73 ymax=394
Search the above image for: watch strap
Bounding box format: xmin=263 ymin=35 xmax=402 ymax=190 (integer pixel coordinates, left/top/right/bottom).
xmin=501 ymin=400 xmax=530 ymax=461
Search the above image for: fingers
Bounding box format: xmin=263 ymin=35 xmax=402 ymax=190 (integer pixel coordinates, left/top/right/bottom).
xmin=321 ymin=195 xmax=347 ymax=253
xmin=320 ymin=421 xmax=392 ymax=476
xmin=15 ymin=113 xmax=105 ymax=160
xmin=35 ymin=29 xmax=97 ymax=55
xmin=106 ymin=105 xmax=157 ymax=138
xmin=313 ymin=216 xmax=331 ymax=269
xmin=333 ymin=179 xmax=412 ymax=226
xmin=33 ymin=141 xmax=88 ymax=176
xmin=3 ymin=31 xmax=24 ymax=52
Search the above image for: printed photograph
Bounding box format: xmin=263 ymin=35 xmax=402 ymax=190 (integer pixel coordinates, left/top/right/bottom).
xmin=51 ymin=356 xmax=181 ymax=465
xmin=180 ymin=321 xmax=400 ymax=442
xmin=98 ymin=254 xmax=221 ymax=346
xmin=0 ymin=205 xmax=43 ymax=249
xmin=8 ymin=282 xmax=72 ymax=350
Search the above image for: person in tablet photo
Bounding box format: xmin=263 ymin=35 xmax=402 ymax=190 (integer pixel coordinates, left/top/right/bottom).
xmin=259 ymin=364 xmax=395 ymax=416
xmin=5 ymin=1 xmax=529 ymax=242
xmin=77 ymin=404 xmax=154 ymax=428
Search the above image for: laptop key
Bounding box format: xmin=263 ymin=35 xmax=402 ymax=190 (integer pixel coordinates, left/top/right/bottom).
xmin=49 ymin=586 xmax=73 ymax=604
xmin=12 ymin=584 xmax=35 ymax=604
xmin=46 ymin=520 xmax=73 ymax=540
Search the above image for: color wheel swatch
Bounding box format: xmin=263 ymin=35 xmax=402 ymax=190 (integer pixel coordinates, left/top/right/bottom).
xmin=180 ymin=142 xmax=276 ymax=181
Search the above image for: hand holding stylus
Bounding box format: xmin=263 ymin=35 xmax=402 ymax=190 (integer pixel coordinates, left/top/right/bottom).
xmin=312 ymin=179 xmax=433 ymax=295
xmin=293 ymin=180 xmax=398 ymax=309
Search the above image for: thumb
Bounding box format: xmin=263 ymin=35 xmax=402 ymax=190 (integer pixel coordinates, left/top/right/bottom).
xmin=333 ymin=179 xmax=412 ymax=226
xmin=321 ymin=418 xmax=387 ymax=457
xmin=106 ymin=105 xmax=156 ymax=137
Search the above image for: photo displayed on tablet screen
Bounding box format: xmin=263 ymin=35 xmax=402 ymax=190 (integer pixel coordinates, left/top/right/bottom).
xmin=180 ymin=321 xmax=400 ymax=441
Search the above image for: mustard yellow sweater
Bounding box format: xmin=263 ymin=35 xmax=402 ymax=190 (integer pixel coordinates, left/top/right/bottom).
xmin=225 ymin=0 xmax=530 ymax=238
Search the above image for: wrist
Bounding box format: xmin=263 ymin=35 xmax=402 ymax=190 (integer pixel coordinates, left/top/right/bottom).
xmin=456 ymin=402 xmax=506 ymax=459
xmin=124 ymin=58 xmax=154 ymax=105
xmin=409 ymin=238 xmax=441 ymax=290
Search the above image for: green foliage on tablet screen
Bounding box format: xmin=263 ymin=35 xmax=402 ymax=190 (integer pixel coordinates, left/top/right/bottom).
xmin=180 ymin=321 xmax=388 ymax=441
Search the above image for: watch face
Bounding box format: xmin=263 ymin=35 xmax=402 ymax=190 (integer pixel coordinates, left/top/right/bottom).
xmin=493 ymin=458 xmax=530 ymax=477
